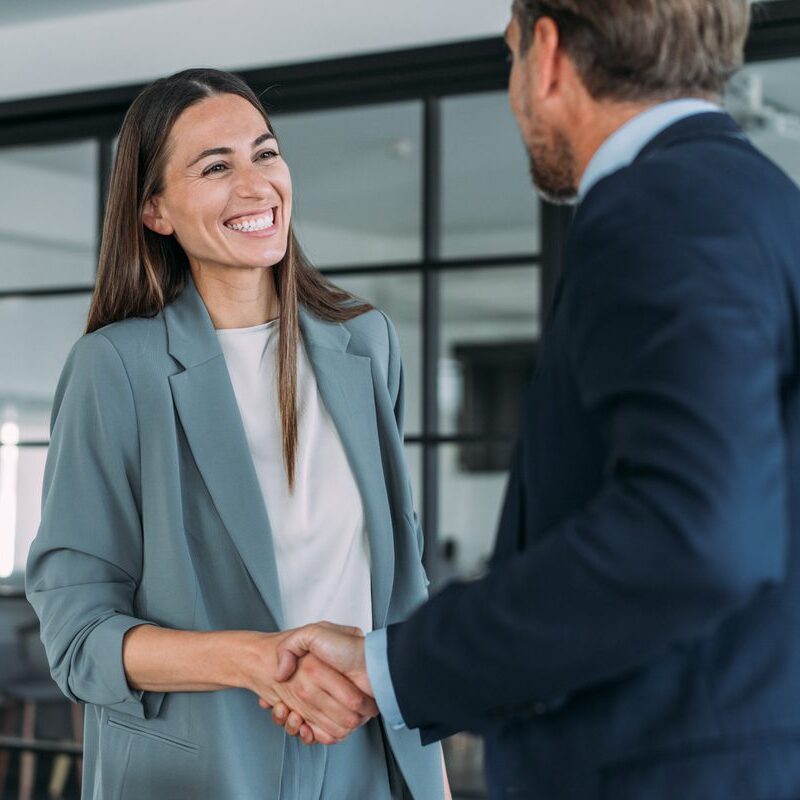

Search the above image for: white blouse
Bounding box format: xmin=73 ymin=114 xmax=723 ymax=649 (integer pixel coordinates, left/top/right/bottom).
xmin=215 ymin=319 xmax=373 ymax=633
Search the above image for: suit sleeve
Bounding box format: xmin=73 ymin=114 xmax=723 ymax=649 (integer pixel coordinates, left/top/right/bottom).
xmin=25 ymin=332 xmax=165 ymax=720
xmin=385 ymin=220 xmax=788 ymax=741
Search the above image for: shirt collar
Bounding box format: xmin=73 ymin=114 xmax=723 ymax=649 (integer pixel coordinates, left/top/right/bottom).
xmin=577 ymin=98 xmax=722 ymax=202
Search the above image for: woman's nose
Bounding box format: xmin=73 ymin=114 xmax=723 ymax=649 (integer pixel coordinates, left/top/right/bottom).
xmin=234 ymin=163 xmax=274 ymax=198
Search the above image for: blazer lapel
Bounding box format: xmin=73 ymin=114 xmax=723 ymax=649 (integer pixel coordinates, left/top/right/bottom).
xmin=164 ymin=274 xmax=285 ymax=629
xmin=299 ymin=308 xmax=395 ymax=629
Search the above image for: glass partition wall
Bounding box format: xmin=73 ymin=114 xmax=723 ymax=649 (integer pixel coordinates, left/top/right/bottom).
xmin=0 ymin=141 xmax=98 ymax=581
xmin=0 ymin=6 xmax=798 ymax=795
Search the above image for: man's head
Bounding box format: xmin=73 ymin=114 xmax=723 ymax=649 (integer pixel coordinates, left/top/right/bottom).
xmin=505 ymin=0 xmax=751 ymax=204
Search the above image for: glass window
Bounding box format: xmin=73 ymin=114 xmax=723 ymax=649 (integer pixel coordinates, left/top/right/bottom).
xmin=0 ymin=293 xmax=92 ymax=443
xmin=0 ymin=444 xmax=47 ymax=581
xmin=331 ymin=272 xmax=422 ymax=435
xmin=725 ymin=57 xmax=800 ymax=185
xmin=439 ymin=266 xmax=541 ymax=437
xmin=442 ymin=732 xmax=487 ymax=799
xmin=438 ymin=443 xmax=508 ymax=580
xmin=0 ymin=140 xmax=98 ymax=291
xmin=441 ymin=92 xmax=539 ymax=259
xmin=273 ymin=102 xmax=423 ymax=267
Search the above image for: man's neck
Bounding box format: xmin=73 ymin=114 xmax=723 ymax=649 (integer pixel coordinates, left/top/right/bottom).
xmin=571 ymin=100 xmax=657 ymax=186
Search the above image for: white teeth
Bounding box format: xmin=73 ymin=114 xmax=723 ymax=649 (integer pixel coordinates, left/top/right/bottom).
xmin=225 ymin=210 xmax=275 ymax=231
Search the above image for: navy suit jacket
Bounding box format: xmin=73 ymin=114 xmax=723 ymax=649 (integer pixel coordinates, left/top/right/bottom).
xmin=386 ymin=112 xmax=800 ymax=799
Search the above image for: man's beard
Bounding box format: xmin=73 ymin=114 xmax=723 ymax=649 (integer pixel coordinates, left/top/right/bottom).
xmin=527 ymin=121 xmax=579 ymax=206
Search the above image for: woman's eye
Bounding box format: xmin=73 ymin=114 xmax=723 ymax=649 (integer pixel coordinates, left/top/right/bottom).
xmin=203 ymin=163 xmax=227 ymax=176
xmin=202 ymin=150 xmax=278 ymax=176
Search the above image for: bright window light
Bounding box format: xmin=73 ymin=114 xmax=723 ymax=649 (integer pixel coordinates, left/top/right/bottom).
xmin=0 ymin=421 xmax=20 ymax=579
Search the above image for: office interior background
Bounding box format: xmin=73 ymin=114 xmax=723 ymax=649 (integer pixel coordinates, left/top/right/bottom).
xmin=0 ymin=0 xmax=798 ymax=797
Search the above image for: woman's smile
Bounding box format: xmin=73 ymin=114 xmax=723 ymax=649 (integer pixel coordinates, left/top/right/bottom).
xmin=223 ymin=205 xmax=280 ymax=237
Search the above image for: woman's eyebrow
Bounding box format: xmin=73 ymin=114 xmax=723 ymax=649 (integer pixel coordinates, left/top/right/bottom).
xmin=186 ymin=131 xmax=276 ymax=168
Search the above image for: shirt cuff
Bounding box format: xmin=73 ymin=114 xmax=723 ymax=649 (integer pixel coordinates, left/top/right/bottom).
xmin=364 ymin=628 xmax=406 ymax=730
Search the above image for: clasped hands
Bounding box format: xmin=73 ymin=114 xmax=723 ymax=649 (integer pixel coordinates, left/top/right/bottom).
xmin=246 ymin=622 xmax=374 ymax=746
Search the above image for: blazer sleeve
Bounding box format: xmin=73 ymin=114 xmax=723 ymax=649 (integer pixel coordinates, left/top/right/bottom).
xmin=25 ymin=331 xmax=165 ymax=720
xmin=381 ymin=309 xmax=426 ymax=567
xmin=385 ymin=214 xmax=788 ymax=741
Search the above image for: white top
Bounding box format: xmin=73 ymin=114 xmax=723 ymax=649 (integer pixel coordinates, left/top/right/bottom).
xmin=216 ymin=319 xmax=373 ymax=632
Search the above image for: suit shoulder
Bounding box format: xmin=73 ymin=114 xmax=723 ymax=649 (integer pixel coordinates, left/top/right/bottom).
xmin=342 ymin=307 xmax=392 ymax=355
xmin=89 ymin=311 xmax=167 ymax=367
xmin=578 ymin=134 xmax=799 ymax=239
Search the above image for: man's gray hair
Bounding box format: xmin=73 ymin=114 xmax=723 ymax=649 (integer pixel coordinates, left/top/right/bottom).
xmin=512 ymin=0 xmax=751 ymax=102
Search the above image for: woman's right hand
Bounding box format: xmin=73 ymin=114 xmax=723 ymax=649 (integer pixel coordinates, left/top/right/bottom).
xmin=241 ymin=631 xmax=377 ymax=745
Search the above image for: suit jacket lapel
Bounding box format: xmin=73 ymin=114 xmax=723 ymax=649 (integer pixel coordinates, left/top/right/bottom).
xmin=164 ymin=273 xmax=285 ymax=629
xmin=299 ymin=308 xmax=395 ymax=629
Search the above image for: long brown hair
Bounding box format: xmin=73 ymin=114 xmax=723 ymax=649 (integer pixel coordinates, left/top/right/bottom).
xmin=87 ymin=68 xmax=372 ymax=491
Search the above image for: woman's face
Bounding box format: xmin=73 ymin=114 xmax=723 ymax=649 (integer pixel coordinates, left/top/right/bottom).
xmin=142 ymin=93 xmax=292 ymax=274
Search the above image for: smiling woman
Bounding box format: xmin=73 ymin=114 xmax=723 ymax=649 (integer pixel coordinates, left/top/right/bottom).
xmin=24 ymin=68 xmax=448 ymax=800
xmin=91 ymin=73 xmax=375 ymax=489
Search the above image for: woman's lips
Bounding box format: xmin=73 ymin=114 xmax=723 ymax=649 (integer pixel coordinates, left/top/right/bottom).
xmin=223 ymin=207 xmax=279 ymax=238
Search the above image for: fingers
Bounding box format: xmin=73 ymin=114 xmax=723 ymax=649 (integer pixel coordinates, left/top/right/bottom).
xmin=271 ymin=702 xmax=289 ymax=725
xmin=271 ymin=653 xmax=376 ymax=744
xmin=286 ymin=674 xmax=368 ymax=740
xmin=298 ymin=655 xmax=379 ymax=729
xmin=276 ymin=622 xmax=358 ymax=683
xmin=265 ymin=700 xmax=312 ymax=743
xmin=285 ymin=710 xmax=303 ymax=737
xmin=299 ymin=722 xmax=315 ymax=744
xmin=307 ymin=655 xmax=378 ymax=719
xmin=275 ymin=644 xmax=302 ymax=683
xmin=275 ymin=624 xmax=320 ymax=681
xmin=317 ymin=621 xmax=365 ymax=638
xmin=277 ymin=623 xmax=371 ymax=698
xmin=262 ymin=696 xmax=347 ymax=747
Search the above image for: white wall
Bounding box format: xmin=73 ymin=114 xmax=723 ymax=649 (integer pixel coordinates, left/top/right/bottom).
xmin=0 ymin=0 xmax=511 ymax=103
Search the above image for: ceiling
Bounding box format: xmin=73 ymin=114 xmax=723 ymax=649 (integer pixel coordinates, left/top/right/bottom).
xmin=0 ymin=0 xmax=179 ymax=26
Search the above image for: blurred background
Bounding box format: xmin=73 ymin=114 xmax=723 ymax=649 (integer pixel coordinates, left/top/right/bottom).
xmin=0 ymin=0 xmax=798 ymax=797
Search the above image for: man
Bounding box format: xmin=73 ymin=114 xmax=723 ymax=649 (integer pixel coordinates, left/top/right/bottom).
xmin=275 ymin=1 xmax=800 ymax=796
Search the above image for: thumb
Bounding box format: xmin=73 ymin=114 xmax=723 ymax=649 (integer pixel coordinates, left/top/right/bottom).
xmin=317 ymin=621 xmax=364 ymax=638
xmin=275 ymin=627 xmax=312 ymax=682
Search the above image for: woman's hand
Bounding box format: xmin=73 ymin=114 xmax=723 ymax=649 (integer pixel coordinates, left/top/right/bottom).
xmin=241 ymin=632 xmax=377 ymax=745
xmin=261 ymin=698 xmax=315 ymax=743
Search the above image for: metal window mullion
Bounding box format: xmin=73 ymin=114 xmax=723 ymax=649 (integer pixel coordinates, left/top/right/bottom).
xmin=421 ymin=96 xmax=441 ymax=575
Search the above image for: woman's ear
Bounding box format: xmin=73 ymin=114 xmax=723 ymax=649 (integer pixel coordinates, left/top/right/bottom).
xmin=142 ymin=196 xmax=174 ymax=235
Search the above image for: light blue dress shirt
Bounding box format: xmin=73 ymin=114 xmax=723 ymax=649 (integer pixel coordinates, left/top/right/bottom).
xmin=578 ymin=98 xmax=721 ymax=200
xmin=364 ymin=97 xmax=724 ymax=731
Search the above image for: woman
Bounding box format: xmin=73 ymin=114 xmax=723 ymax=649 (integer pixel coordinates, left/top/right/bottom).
xmin=25 ymin=68 xmax=449 ymax=799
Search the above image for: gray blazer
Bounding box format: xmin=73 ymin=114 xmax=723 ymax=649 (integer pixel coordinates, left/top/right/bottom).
xmin=25 ymin=274 xmax=443 ymax=799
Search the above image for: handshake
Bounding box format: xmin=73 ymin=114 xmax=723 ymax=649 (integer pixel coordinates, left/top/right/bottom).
xmin=245 ymin=622 xmax=376 ymax=746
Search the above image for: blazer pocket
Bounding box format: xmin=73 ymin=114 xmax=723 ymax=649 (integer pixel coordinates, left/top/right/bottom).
xmin=107 ymin=714 xmax=199 ymax=755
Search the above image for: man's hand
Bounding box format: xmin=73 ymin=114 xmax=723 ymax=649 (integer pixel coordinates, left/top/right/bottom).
xmin=259 ymin=652 xmax=377 ymax=744
xmin=261 ymin=622 xmax=374 ymax=744
xmin=276 ymin=621 xmax=372 ymax=695
xmin=241 ymin=627 xmax=375 ymax=745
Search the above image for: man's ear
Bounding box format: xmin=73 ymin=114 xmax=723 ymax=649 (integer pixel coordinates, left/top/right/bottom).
xmin=142 ymin=196 xmax=174 ymax=236
xmin=529 ymin=16 xmax=562 ymax=102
